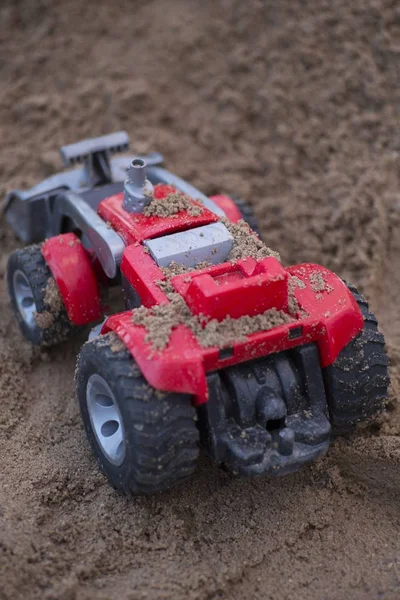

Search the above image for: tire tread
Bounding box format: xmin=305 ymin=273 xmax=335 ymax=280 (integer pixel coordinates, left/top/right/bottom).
xmin=324 ymin=284 xmax=390 ymax=435
xmin=76 ymin=333 xmax=200 ymax=495
xmin=7 ymin=245 xmax=74 ymax=346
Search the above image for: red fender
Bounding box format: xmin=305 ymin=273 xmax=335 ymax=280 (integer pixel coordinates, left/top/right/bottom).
xmin=42 ymin=233 xmax=103 ymax=326
xmin=210 ymin=194 xmax=243 ymax=222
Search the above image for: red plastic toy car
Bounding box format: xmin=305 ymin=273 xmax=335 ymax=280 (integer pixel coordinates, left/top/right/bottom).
xmin=5 ymin=132 xmax=390 ymax=494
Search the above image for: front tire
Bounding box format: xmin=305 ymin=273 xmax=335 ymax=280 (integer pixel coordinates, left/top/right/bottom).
xmin=7 ymin=245 xmax=74 ymax=347
xmin=76 ymin=333 xmax=200 ymax=495
xmin=324 ymin=284 xmax=390 ymax=435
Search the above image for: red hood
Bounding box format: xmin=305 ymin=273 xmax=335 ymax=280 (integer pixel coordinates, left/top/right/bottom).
xmin=98 ymin=184 xmax=219 ymax=245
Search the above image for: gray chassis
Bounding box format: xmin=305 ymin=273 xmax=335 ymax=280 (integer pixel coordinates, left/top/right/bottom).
xmin=4 ymin=131 xmax=225 ymax=278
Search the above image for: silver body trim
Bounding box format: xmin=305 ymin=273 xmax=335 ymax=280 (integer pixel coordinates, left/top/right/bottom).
xmin=53 ymin=192 xmax=125 ymax=279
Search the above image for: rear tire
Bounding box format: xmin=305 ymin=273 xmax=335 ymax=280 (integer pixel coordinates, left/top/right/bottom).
xmin=7 ymin=245 xmax=74 ymax=347
xmin=324 ymin=283 xmax=390 ymax=435
xmin=76 ymin=333 xmax=200 ymax=495
xmin=232 ymin=197 xmax=262 ymax=238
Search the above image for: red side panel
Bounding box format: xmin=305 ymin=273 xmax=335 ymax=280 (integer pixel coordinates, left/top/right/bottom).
xmin=210 ymin=194 xmax=243 ymax=222
xmin=42 ymin=233 xmax=103 ymax=326
xmin=121 ymin=245 xmax=168 ymax=307
xmin=98 ymin=184 xmax=219 ymax=245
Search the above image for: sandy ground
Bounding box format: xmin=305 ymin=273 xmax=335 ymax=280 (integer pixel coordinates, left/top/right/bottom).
xmin=0 ymin=1 xmax=399 ymax=599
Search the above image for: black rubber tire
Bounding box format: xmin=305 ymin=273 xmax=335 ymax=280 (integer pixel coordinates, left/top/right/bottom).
xmin=231 ymin=197 xmax=262 ymax=238
xmin=323 ymin=283 xmax=390 ymax=435
xmin=76 ymin=333 xmax=200 ymax=495
xmin=7 ymin=245 xmax=74 ymax=347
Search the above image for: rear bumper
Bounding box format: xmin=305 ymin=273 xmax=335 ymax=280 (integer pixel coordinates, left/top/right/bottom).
xmin=198 ymin=344 xmax=332 ymax=477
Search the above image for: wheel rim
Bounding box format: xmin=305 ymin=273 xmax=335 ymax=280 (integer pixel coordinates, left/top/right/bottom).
xmin=86 ymin=374 xmax=126 ymax=466
xmin=13 ymin=270 xmax=37 ymax=329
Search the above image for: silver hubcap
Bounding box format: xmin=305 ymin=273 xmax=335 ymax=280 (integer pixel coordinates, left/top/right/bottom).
xmin=13 ymin=270 xmax=37 ymax=328
xmin=86 ymin=374 xmax=126 ymax=466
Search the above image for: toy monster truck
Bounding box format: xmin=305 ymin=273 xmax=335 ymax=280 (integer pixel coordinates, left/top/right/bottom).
xmin=4 ymin=132 xmax=390 ymax=494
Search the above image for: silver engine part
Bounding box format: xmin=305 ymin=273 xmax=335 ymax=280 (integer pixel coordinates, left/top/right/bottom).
xmin=144 ymin=222 xmax=234 ymax=268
